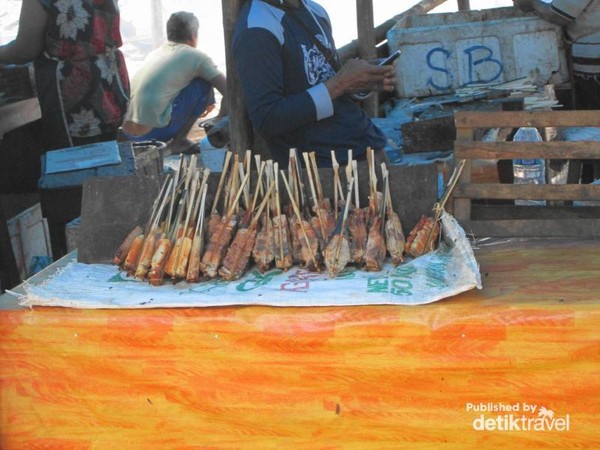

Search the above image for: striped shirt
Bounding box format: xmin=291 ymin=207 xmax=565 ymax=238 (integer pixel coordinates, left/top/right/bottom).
xmin=572 ymin=31 xmax=600 ymax=74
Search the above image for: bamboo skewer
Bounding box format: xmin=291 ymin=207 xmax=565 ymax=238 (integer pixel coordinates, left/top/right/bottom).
xmin=335 ymin=177 xmax=354 ymax=264
xmin=424 ymin=159 xmax=467 ymax=251
xmin=302 ymin=152 xmax=327 ymax=242
xmin=273 ymin=162 xmax=285 ymax=265
xmin=280 ymin=170 xmax=319 ymax=269
xmin=352 ymin=161 xmax=360 ymax=209
xmin=309 ymin=152 xmax=325 ymax=207
xmin=210 ymin=151 xmax=232 ymax=216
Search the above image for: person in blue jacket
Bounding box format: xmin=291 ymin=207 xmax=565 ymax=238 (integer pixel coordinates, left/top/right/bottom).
xmin=233 ymin=0 xmax=396 ymax=167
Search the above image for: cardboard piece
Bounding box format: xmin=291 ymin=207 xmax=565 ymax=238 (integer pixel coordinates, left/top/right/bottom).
xmin=7 ymin=203 xmax=52 ymax=280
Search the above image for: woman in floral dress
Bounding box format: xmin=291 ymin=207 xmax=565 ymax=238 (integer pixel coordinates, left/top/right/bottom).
xmin=0 ymin=0 xmax=130 ymax=150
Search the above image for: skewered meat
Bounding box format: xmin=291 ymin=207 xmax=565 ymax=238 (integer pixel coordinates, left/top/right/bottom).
xmin=273 ymin=214 xmax=293 ymax=271
xmin=385 ymin=211 xmax=405 ymax=265
xmin=134 ymin=228 xmax=161 ymax=280
xmin=253 ymin=216 xmax=275 ymax=273
xmin=200 ymin=215 xmax=238 ymax=278
xmin=290 ymin=216 xmax=320 ymax=271
xmin=218 ymin=227 xmax=258 ymax=281
xmin=219 ymin=181 xmax=273 ymax=281
xmin=310 ymin=210 xmax=335 ymax=249
xmin=147 ymin=237 xmax=172 ymax=286
xmin=348 ymin=207 xmax=368 ymax=266
xmin=122 ymin=233 xmax=144 ymax=274
xmin=324 ymin=233 xmax=351 ymax=278
xmin=174 ymin=231 xmax=193 ymax=279
xmin=365 ymin=216 xmax=386 ymax=272
xmin=186 ymin=232 xmax=204 ymax=283
xmin=405 ymin=215 xmax=440 ymax=258
xmin=114 ymin=225 xmax=143 ymax=266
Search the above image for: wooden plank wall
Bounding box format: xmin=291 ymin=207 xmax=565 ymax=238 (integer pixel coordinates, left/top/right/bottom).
xmin=452 ymin=110 xmax=600 ymax=237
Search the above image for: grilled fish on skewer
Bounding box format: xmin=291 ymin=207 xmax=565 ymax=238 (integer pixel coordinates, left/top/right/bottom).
xmin=219 ymin=183 xmax=274 ymax=281
xmin=365 ymin=216 xmax=386 ymax=272
xmin=405 ymin=215 xmax=440 ymax=258
xmin=280 ymin=170 xmax=320 ymax=271
xmin=324 ymin=177 xmax=354 ymax=278
xmin=252 ymin=214 xmax=275 ymax=273
xmin=200 ymin=171 xmax=250 ymax=278
xmin=364 ymin=149 xmax=386 ymax=272
xmin=381 ymin=164 xmax=405 ymax=265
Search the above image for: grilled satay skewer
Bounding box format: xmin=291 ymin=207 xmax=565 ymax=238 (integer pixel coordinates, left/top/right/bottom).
xmin=324 ymin=177 xmax=354 ymax=278
xmin=330 ymin=152 xmax=341 ymax=221
xmin=113 ymin=172 xmax=172 ymax=268
xmin=219 ymin=182 xmax=275 ymax=281
xmin=280 ymin=170 xmax=320 ymax=271
xmin=120 ymin=175 xmax=175 ymax=275
xmin=347 ymin=160 xmax=368 ymax=266
xmin=309 ymin=152 xmax=335 ymax=241
xmin=186 ymin=176 xmax=209 ymax=283
xmin=288 ymin=152 xmax=308 ymax=265
xmin=172 ymin=172 xmax=202 ymax=279
xmin=114 ymin=225 xmax=143 ymax=266
xmin=365 ymin=149 xmax=386 ymax=272
xmin=381 ymin=164 xmax=406 ymax=265
xmin=134 ymin=177 xmax=175 ymax=279
xmin=165 ymin=155 xmax=185 ymax=237
xmin=272 ymin=162 xmax=293 ymax=271
xmin=148 ymin=192 xmax=187 ymax=286
xmin=200 ymin=171 xmax=250 ymax=278
xmin=302 ymin=152 xmax=328 ymax=250
xmin=163 ymin=190 xmax=189 ymax=279
xmin=120 ymin=228 xmax=145 ymax=274
xmin=252 ymin=161 xmax=275 ymax=273
xmin=207 ymin=151 xmax=233 ymax=237
xmin=118 ymin=177 xmax=174 ymax=273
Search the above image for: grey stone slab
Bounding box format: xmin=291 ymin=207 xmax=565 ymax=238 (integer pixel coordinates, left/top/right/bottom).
xmin=77 ymin=175 xmax=161 ymax=264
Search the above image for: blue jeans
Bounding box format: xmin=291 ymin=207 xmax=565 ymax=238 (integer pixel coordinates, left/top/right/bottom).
xmin=124 ymin=78 xmax=215 ymax=142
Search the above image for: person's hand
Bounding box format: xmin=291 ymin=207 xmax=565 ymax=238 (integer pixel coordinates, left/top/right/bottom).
xmin=513 ymin=0 xmax=534 ymax=12
xmin=325 ymin=58 xmax=396 ymax=99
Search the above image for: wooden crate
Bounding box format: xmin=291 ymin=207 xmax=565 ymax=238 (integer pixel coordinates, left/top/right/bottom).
xmin=452 ymin=110 xmax=600 ymax=237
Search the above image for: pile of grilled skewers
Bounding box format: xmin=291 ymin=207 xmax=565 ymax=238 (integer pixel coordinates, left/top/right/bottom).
xmin=113 ymin=149 xmax=441 ymax=286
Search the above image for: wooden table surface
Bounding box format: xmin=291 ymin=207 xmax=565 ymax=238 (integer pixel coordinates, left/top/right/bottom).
xmin=1 ymin=238 xmax=599 ymax=449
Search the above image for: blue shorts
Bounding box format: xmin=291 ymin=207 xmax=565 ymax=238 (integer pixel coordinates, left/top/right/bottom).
xmin=125 ymin=78 xmax=215 ymax=142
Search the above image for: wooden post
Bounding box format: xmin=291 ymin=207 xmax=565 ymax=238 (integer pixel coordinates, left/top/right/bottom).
xmin=221 ymin=0 xmax=254 ymax=158
xmin=150 ymin=0 xmax=164 ymax=49
xmin=338 ymin=0 xmax=449 ymax=63
xmin=457 ymin=0 xmax=471 ymax=11
xmin=356 ymin=0 xmax=378 ymax=118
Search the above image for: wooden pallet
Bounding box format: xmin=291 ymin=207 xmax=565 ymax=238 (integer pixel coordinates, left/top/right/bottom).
xmin=452 ymin=110 xmax=600 ymax=237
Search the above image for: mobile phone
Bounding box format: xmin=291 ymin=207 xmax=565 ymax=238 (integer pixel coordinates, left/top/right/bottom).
xmin=378 ymin=49 xmax=401 ymax=66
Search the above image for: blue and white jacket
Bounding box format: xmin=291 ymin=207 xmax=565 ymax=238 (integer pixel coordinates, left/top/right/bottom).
xmin=232 ymin=0 xmax=386 ymax=167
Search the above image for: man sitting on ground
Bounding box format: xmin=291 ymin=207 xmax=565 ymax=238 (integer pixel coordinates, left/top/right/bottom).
xmin=121 ymin=11 xmax=227 ymax=154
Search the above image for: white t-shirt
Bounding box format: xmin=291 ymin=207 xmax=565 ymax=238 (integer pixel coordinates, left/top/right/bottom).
xmin=551 ymin=0 xmax=600 ymax=41
xmin=126 ymin=42 xmax=221 ymax=128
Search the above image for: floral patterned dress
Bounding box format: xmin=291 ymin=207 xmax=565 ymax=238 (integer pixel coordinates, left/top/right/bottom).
xmin=35 ymin=0 xmax=130 ymax=150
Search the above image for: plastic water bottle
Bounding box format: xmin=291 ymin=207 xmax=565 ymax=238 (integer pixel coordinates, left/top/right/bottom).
xmin=512 ymin=127 xmax=546 ymax=206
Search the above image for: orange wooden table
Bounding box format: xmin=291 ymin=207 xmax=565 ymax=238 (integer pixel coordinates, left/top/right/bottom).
xmin=1 ymin=238 xmax=599 ymax=449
